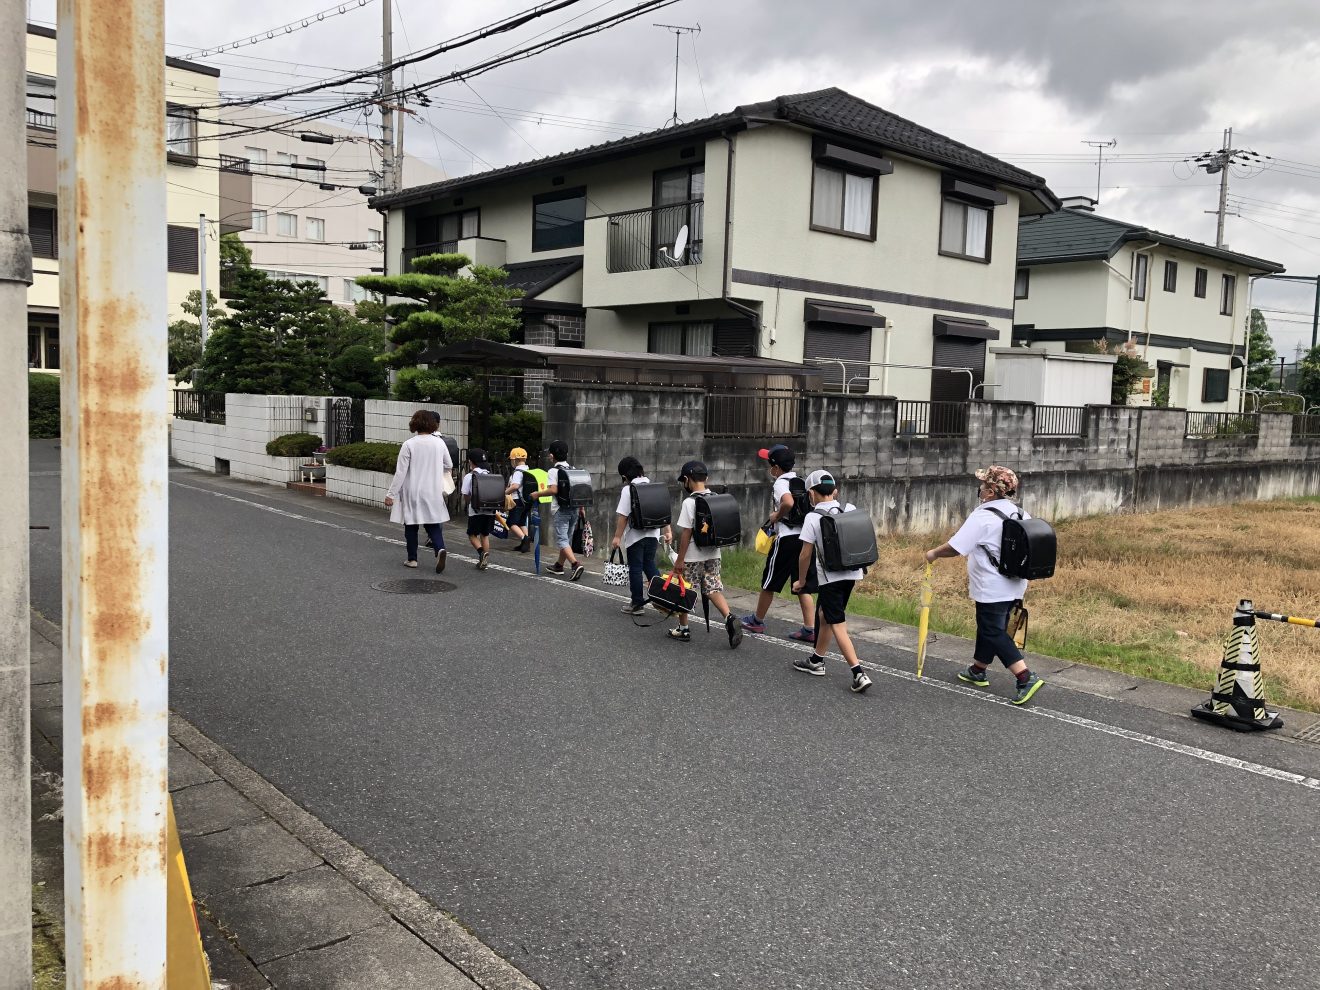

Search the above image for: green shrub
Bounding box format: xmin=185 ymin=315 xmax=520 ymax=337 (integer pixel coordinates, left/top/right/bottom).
xmin=29 ymin=374 xmax=60 ymax=439
xmin=324 ymin=441 xmax=402 ymax=474
xmin=265 ymin=432 xmax=323 ymax=457
xmin=485 ymin=410 xmax=542 ymax=458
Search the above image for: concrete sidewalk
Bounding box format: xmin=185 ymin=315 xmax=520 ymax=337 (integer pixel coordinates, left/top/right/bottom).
xmin=28 ymin=612 xmax=540 ymax=990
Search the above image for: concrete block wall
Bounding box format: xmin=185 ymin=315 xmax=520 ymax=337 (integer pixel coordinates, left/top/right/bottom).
xmin=325 ymin=464 xmax=392 ymax=507
xmin=170 ymin=393 xmax=327 ymax=486
xmin=364 ymin=400 xmax=467 ymax=447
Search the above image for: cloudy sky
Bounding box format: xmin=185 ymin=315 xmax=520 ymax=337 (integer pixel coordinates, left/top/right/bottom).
xmin=31 ymin=0 xmax=1320 ymax=356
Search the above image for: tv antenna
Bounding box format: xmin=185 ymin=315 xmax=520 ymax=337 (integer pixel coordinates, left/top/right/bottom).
xmin=1081 ymin=138 xmax=1117 ymax=204
xmin=654 ymin=22 xmax=700 ymax=127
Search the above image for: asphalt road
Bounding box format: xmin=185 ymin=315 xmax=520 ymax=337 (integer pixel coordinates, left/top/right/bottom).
xmin=28 ymin=440 xmax=1320 ymax=990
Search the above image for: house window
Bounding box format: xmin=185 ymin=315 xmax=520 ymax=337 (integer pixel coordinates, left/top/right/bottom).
xmin=274 ymin=152 xmax=298 ymax=179
xmin=29 ymin=205 xmax=57 ymax=260
xmin=939 ymin=199 xmax=991 ymax=261
xmin=245 ymin=146 xmax=267 ymax=174
xmin=315 ymin=275 xmax=329 ymax=294
xmin=166 ymin=224 xmax=198 ymax=274
xmin=166 ymin=105 xmax=198 ymax=161
xmin=343 ymin=278 xmax=371 ymax=303
xmin=1220 ymin=274 xmax=1236 ymax=315
xmin=1195 ymin=267 xmax=1208 ymax=298
xmin=28 ymin=328 xmax=42 ymax=368
xmin=811 ymin=164 xmax=875 ymax=238
xmin=1203 ymin=368 xmax=1230 ymax=403
xmin=653 ymin=165 xmax=704 ymax=265
xmin=251 ymin=209 xmax=267 ymax=234
xmin=305 ymin=157 xmax=326 ymax=180
xmin=26 ymin=73 xmax=56 ymax=128
xmin=1163 ymin=260 xmax=1178 ymax=293
xmin=368 ymin=228 xmax=382 ymax=244
xmin=532 ymin=187 xmax=587 ymax=252
xmin=649 ymin=321 xmax=713 ymax=357
xmin=43 ymin=328 xmax=60 ymax=370
xmin=1133 ymin=253 xmax=1149 ymax=301
xmin=306 ymin=217 xmax=325 ymax=242
xmin=277 ymin=213 xmax=297 ymax=237
xmin=1014 ymin=268 xmax=1030 ymax=300
xmin=416 ymin=209 xmax=479 ymax=250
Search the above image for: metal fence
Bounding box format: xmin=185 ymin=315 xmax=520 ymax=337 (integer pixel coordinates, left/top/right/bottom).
xmin=329 ymin=397 xmax=365 ymax=447
xmin=895 ymin=400 xmax=970 ymax=438
xmin=606 ymin=200 xmax=704 ymax=273
xmin=705 ymin=389 xmax=805 ymax=438
xmin=400 ymin=241 xmax=458 ymax=270
xmin=1293 ymin=414 xmax=1320 ymax=439
xmin=1185 ymin=411 xmax=1261 ymax=439
xmin=1033 ymin=405 xmax=1086 ymax=438
xmin=173 ymin=390 xmax=225 ymax=424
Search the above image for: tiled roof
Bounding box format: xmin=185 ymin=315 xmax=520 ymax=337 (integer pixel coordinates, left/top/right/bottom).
xmin=1018 ymin=207 xmax=1284 ymax=273
xmin=500 ymin=255 xmax=582 ymax=297
xmin=373 ymin=87 xmax=1055 ymax=209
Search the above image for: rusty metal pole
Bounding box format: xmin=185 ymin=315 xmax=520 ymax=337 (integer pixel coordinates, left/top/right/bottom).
xmin=57 ymin=0 xmax=170 ymax=984
xmin=0 ymin=1 xmax=34 ymax=984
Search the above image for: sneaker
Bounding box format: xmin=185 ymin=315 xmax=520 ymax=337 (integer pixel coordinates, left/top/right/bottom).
xmin=434 ymin=549 xmax=447 ymax=574
xmin=793 ymin=655 xmax=826 ymax=676
xmin=548 ymin=563 xmax=566 ymax=575
xmin=517 ymin=538 xmax=531 ymax=553
xmin=570 ymin=563 xmax=585 ymax=582
xmin=740 ymin=614 xmax=767 ymax=634
xmin=787 ymin=626 xmax=816 ymax=643
xmin=1012 ymin=674 xmax=1045 ymax=706
xmin=668 ymin=626 xmax=691 ymax=641
xmin=726 ymin=615 xmax=744 ymax=649
xmin=851 ymin=668 xmax=873 ymax=694
xmin=620 ymin=603 xmax=647 ymax=615
xmin=477 ymin=551 xmax=489 ymax=571
xmin=403 ymin=559 xmax=419 ymax=568
xmin=957 ymin=666 xmax=991 ymax=688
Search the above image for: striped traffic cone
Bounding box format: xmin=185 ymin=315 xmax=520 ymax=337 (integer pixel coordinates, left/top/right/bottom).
xmin=1190 ymin=600 xmax=1284 ymax=732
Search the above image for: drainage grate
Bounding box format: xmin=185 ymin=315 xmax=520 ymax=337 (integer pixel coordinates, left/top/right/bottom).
xmin=371 ymin=579 xmax=456 ymax=595
xmin=1292 ymin=721 xmax=1320 ymax=745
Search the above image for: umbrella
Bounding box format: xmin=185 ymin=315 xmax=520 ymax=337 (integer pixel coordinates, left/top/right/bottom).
xmin=532 ymin=508 xmax=541 ymax=574
xmin=916 ymin=563 xmax=933 ymax=679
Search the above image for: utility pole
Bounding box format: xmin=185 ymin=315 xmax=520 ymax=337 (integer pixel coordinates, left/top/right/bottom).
xmin=379 ymin=0 xmax=396 ymax=195
xmin=198 ymin=213 xmax=209 ymax=346
xmin=58 ymin=0 xmax=171 ymax=983
xmin=1192 ymin=128 xmax=1265 ymax=248
xmin=654 ymin=22 xmax=699 ymax=127
xmin=1214 ymin=128 xmax=1231 ymax=248
xmin=0 ymin=0 xmax=34 ymax=983
xmin=1082 ymin=138 xmax=1116 ymax=204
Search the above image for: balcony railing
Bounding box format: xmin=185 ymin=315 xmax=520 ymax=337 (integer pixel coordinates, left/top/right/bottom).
xmin=219 ymin=154 xmax=250 ymax=173
xmin=895 ymin=400 xmax=970 ymax=438
xmin=606 ymin=200 xmax=704 ymax=273
xmin=401 ymin=240 xmax=458 ymax=270
xmin=174 ymin=390 xmax=225 ymax=424
xmin=1034 ymin=405 xmax=1086 ymax=438
xmin=1185 ymin=411 xmax=1260 ymax=439
xmin=705 ymin=388 xmax=805 ymax=438
xmin=26 ymin=108 xmax=56 ymax=130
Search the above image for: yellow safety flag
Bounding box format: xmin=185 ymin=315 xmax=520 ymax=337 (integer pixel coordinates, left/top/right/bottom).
xmin=916 ymin=563 xmax=933 ymax=679
xmin=167 ymin=800 xmax=211 ymax=987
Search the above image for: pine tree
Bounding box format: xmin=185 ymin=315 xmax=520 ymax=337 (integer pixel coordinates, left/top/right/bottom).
xmin=1245 ymin=309 xmax=1279 ymax=392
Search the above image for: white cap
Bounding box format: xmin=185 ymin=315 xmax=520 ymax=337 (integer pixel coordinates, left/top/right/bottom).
xmin=805 ymin=469 xmax=836 ymax=491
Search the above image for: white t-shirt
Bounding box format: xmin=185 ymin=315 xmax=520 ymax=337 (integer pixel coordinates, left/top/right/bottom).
xmin=461 ymin=467 xmax=490 ymax=517
xmin=615 ymin=476 xmax=662 ymax=549
xmin=798 ymin=499 xmax=865 ymax=585
xmin=508 ymin=464 xmax=530 ymax=497
xmin=546 ymin=460 xmax=571 ymax=515
xmin=948 ymin=498 xmax=1031 ymax=603
xmin=676 ymin=493 xmax=719 ymax=562
xmin=772 ymin=470 xmax=804 ymax=537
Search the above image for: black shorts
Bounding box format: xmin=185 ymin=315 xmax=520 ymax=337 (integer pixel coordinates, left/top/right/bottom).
xmin=506 ymin=503 xmax=529 ymax=528
xmin=466 ymin=514 xmax=495 ymax=537
xmin=814 ymin=580 xmax=855 ymax=626
xmin=762 ymin=534 xmax=810 ymax=594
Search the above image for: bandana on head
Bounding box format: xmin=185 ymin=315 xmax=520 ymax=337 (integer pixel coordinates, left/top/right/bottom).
xmin=975 ymin=465 xmax=1018 ymax=499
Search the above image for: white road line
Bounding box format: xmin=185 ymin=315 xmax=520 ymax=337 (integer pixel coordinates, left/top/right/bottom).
xmin=173 ymin=479 xmax=1320 ymax=795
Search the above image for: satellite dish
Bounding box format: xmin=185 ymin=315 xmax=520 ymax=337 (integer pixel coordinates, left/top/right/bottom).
xmin=672 ymin=224 xmax=689 ymax=263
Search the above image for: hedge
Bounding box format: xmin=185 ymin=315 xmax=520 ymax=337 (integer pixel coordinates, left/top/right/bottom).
xmin=324 ymin=442 xmax=402 ymax=474
xmin=29 ymin=374 xmax=60 ymax=439
xmin=265 ymin=432 xmax=323 ymax=457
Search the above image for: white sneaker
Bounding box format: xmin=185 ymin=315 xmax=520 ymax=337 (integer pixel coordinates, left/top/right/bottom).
xmin=403 ymin=560 xmax=418 ymax=568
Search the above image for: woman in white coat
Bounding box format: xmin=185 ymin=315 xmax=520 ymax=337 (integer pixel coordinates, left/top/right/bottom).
xmin=384 ymin=409 xmax=454 ymax=572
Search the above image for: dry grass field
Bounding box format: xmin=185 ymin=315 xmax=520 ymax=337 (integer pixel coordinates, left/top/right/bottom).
xmin=726 ymin=497 xmax=1320 ymax=711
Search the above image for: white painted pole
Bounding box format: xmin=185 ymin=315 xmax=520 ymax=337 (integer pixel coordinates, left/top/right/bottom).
xmin=0 ymin=0 xmax=33 ymax=984
xmin=58 ymin=0 xmax=170 ymax=984
xmin=198 ymin=213 xmax=209 ymax=346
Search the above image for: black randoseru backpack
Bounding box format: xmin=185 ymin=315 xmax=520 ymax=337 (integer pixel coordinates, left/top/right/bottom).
xmin=982 ymin=507 xmax=1056 ymax=580
xmin=816 ymin=505 xmax=879 ymax=571
xmin=693 ymin=492 xmax=742 ymax=548
xmin=472 ymin=473 xmax=506 ymax=514
xmin=629 ymin=482 xmax=672 ymax=528
xmin=556 ymin=467 xmax=594 ymax=508
xmin=518 ymin=468 xmax=537 ymax=504
xmin=782 ymin=476 xmax=810 ymax=528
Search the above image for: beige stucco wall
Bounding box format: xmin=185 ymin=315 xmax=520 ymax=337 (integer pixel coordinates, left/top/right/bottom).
xmin=1014 ymin=261 xmax=1110 ymax=330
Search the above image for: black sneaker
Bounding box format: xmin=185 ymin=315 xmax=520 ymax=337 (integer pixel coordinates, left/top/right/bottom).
xmin=793 ymin=655 xmax=826 ymax=676
xmin=726 ymin=614 xmax=744 ymax=649
xmin=570 ymin=563 xmax=585 ymax=582
xmin=667 ymin=626 xmax=691 ymax=641
xmin=850 ymin=668 xmax=873 ymax=694
xmin=434 ymin=549 xmax=447 ymax=574
xmin=957 ymin=666 xmax=991 ymax=688
xmin=548 ymin=563 xmax=566 ymax=575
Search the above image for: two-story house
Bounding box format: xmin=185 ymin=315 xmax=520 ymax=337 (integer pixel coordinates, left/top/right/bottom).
xmin=371 ymin=87 xmax=1058 ymax=407
xmin=1014 ymin=201 xmax=1285 ymax=411
xmin=24 ymin=23 xmax=248 ymax=371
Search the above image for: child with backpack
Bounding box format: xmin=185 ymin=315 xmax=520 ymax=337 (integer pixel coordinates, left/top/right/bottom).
xmin=924 ymin=464 xmax=1044 ymax=705
xmin=530 ymin=440 xmax=586 ymax=582
xmin=668 ymin=460 xmax=743 ymax=648
xmin=504 ymin=447 xmax=533 ymax=553
xmin=791 ymin=471 xmax=873 ymax=693
xmin=611 ymin=456 xmax=673 ymax=616
xmin=740 ymin=444 xmax=817 ymax=642
xmin=461 ymin=448 xmax=495 ymax=571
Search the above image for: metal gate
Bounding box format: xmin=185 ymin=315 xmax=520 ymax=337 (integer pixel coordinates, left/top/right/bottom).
xmin=330 ymin=397 xmax=365 ymax=447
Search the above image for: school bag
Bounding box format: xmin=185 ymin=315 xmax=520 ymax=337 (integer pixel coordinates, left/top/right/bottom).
xmin=471 ymin=473 xmax=506 ymax=515
xmin=815 ymin=504 xmax=879 ymax=571
xmin=981 ymin=506 xmax=1056 ymax=580
xmin=781 ymin=476 xmax=810 ymax=528
xmin=693 ymin=492 xmax=742 ymax=548
xmin=556 ymin=466 xmax=594 ymax=508
xmin=629 ymin=482 xmax=672 ymax=529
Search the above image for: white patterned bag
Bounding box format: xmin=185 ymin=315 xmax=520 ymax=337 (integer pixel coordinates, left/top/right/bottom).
xmin=603 ymin=547 xmax=629 ymax=587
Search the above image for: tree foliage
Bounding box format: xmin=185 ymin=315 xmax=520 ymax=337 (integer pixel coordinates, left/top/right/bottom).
xmin=1246 ymin=309 xmax=1279 ymax=393
xmin=1088 ymin=339 xmax=1153 ymax=405
xmin=168 ymin=289 xmax=219 ymax=381
xmin=1298 ymin=345 xmax=1320 ymax=410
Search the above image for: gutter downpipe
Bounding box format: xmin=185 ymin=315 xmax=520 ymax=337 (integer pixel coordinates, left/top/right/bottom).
xmin=720 ymin=130 xmax=762 ymax=342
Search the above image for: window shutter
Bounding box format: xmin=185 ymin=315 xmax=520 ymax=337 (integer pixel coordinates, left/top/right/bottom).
xmin=712 ymin=319 xmax=755 ymax=358
xmin=167 ymin=224 xmax=199 ymax=274
xmin=930 ymin=335 xmax=986 ymax=402
xmin=29 ymin=206 xmax=57 ymax=260
xmin=803 ymin=323 xmax=872 ymax=393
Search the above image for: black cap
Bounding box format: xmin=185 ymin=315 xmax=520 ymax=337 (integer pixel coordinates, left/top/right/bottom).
xmin=678 ymin=459 xmax=708 ymax=481
xmin=758 ymin=443 xmax=794 ymax=469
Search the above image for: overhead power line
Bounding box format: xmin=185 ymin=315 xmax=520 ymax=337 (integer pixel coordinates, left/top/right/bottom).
xmin=180 ymin=0 xmax=371 ymax=60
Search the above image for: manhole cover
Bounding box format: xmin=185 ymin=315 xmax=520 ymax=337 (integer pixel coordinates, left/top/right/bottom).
xmin=371 ymin=578 xmax=456 ymax=595
xmin=1293 ymin=721 xmax=1320 ymax=745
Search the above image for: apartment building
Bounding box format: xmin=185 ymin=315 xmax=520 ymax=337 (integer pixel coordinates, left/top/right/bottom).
xmin=24 ymin=23 xmax=243 ymax=371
